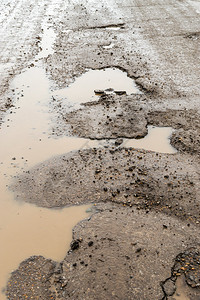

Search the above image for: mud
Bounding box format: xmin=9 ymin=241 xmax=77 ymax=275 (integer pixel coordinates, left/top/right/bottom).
xmin=1 ymin=0 xmax=200 ymax=299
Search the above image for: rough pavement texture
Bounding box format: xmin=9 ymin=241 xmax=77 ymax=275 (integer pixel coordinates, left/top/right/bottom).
xmin=12 ymin=148 xmax=200 ymax=223
xmin=61 ymin=95 xmax=148 ymax=139
xmin=0 ymin=0 xmax=48 ymax=125
xmin=6 ymin=256 xmax=57 ymax=300
xmin=1 ymin=0 xmax=200 ymax=123
xmin=1 ymin=0 xmax=200 ymax=299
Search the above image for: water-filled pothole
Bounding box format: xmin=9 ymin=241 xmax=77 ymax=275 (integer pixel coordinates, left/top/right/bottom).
xmin=122 ymin=126 xmax=177 ymax=154
xmin=0 ymin=66 xmax=176 ymax=298
xmin=0 ymin=185 xmax=90 ymax=299
xmin=53 ymin=67 xmax=141 ymax=104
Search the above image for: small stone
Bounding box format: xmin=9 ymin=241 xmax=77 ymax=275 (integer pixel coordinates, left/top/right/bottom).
xmin=94 ymin=90 xmax=105 ymax=95
xmin=136 ymin=248 xmax=142 ymax=253
xmin=70 ymin=240 xmax=80 ymax=251
xmin=105 ymin=88 xmax=114 ymax=92
xmin=115 ymin=138 xmax=123 ymax=146
xmin=88 ymin=241 xmax=94 ymax=247
xmin=72 ymin=263 xmax=77 ymax=267
xmin=163 ymin=279 xmax=176 ymax=296
xmin=114 ymin=90 xmax=126 ymax=95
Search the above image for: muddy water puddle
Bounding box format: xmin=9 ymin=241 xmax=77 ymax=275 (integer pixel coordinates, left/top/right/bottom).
xmin=0 ymin=189 xmax=90 ymax=299
xmin=122 ymin=126 xmax=177 ymax=154
xmin=0 ymin=67 xmax=95 ymax=298
xmin=0 ymin=67 xmax=100 ymax=168
xmin=53 ymin=67 xmax=141 ymax=104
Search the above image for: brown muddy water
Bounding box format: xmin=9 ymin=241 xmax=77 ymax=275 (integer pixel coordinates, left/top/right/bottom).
xmin=0 ymin=66 xmax=176 ymax=298
xmin=123 ymin=126 xmax=177 ymax=154
xmin=173 ymin=276 xmax=190 ymax=300
xmin=0 ymin=67 xmax=94 ymax=299
xmin=52 ymin=67 xmax=141 ymax=103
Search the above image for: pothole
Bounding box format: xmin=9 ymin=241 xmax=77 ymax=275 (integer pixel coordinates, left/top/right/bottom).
xmin=69 ymin=126 xmax=176 ymax=154
xmin=0 ymin=184 xmax=91 ymax=300
xmin=0 ymin=67 xmax=102 ymax=168
xmin=0 ymin=66 xmax=176 ymax=298
xmin=53 ymin=67 xmax=141 ymax=104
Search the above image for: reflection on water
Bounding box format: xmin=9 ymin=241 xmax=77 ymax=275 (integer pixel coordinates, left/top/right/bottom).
xmin=53 ymin=67 xmax=140 ymax=103
xmin=102 ymin=43 xmax=115 ymax=49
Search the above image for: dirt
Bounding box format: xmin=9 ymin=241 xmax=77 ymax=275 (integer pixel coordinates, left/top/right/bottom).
xmin=1 ymin=0 xmax=200 ymax=299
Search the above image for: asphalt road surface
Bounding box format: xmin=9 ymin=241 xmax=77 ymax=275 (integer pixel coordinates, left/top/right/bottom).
xmin=0 ymin=0 xmax=200 ymax=299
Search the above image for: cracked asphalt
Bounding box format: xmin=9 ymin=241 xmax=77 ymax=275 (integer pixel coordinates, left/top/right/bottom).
xmin=0 ymin=0 xmax=200 ymax=299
